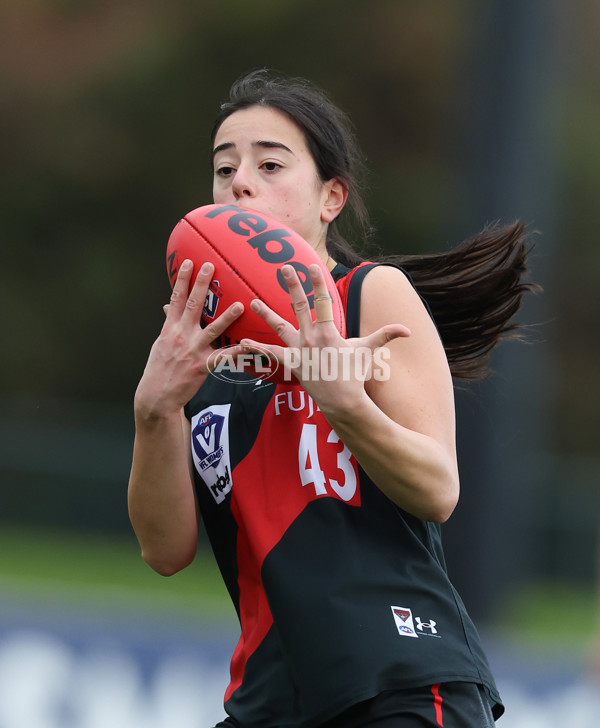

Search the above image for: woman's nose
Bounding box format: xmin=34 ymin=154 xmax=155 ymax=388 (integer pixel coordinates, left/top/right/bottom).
xmin=231 ymin=166 xmax=256 ymax=199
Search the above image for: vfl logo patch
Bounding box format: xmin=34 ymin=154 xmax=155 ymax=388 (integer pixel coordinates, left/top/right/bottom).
xmin=191 ymin=404 xmax=232 ymax=504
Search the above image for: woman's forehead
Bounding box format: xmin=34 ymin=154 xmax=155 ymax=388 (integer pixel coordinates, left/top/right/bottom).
xmin=213 ymin=106 xmax=307 ymax=150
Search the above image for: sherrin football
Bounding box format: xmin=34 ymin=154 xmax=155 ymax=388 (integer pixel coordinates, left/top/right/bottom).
xmin=166 ymin=204 xmax=346 ymax=348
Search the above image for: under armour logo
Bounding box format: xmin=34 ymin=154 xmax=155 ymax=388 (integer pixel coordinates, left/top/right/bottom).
xmin=415 ymin=617 xmax=437 ymax=634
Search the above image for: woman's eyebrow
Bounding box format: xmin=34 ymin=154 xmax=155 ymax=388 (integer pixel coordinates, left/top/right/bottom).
xmin=253 ymin=140 xmax=294 ymax=154
xmin=212 ymin=142 xmax=235 ymax=158
xmin=212 ymin=140 xmax=294 ymax=158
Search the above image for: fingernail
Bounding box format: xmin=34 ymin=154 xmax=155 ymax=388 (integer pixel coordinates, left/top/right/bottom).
xmin=201 ymin=262 xmax=212 ymax=274
xmin=181 ymin=259 xmax=192 ymax=271
xmin=282 ymin=265 xmax=293 ymax=278
xmin=251 ymin=300 xmax=261 ymax=312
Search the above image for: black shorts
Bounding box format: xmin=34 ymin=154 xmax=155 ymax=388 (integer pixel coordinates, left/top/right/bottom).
xmin=317 ymin=682 xmax=496 ymax=727
xmin=213 ymin=681 xmax=497 ymax=727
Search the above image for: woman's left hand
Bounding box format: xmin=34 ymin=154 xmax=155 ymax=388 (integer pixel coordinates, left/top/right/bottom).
xmin=241 ymin=263 xmax=411 ymax=411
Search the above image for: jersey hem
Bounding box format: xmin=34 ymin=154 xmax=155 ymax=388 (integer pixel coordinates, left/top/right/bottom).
xmin=296 ymin=673 xmax=503 ymax=727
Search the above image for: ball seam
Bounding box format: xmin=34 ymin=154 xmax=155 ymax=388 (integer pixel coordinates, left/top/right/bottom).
xmin=182 ymin=216 xmax=263 ymax=300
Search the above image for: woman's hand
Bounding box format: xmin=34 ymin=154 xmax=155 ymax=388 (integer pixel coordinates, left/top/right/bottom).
xmin=241 ymin=263 xmax=411 ymax=412
xmin=134 ymin=259 xmax=245 ymax=421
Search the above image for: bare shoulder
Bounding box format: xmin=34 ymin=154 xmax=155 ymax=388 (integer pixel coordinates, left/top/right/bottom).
xmin=359 ymin=264 xmax=455 ymax=441
xmin=359 ymin=263 xmax=437 ymax=336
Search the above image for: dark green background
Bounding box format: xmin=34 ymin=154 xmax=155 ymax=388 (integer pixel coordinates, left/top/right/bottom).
xmin=1 ymin=0 xmax=598 ymax=622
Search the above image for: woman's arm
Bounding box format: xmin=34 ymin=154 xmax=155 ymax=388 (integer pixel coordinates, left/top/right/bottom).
xmin=128 ymin=410 xmax=198 ymax=575
xmin=127 ymin=259 xmax=244 ymax=574
xmin=246 ymin=263 xmax=459 ymax=523
xmin=321 ymin=265 xmax=459 ymax=522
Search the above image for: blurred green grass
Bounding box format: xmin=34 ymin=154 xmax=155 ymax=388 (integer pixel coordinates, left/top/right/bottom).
xmin=495 ymin=581 xmax=599 ymax=650
xmin=0 ymin=526 xmax=597 ymax=650
xmin=0 ymin=525 xmax=236 ymax=624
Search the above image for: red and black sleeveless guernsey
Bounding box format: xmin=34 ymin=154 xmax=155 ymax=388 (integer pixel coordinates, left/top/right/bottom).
xmin=184 ymin=262 xmax=504 ymax=727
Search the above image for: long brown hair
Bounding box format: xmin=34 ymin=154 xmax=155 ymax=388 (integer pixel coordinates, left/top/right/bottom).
xmin=213 ymin=70 xmax=540 ymax=380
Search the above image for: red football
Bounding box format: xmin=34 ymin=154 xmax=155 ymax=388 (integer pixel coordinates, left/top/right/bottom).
xmin=166 ymin=203 xmax=346 ymax=347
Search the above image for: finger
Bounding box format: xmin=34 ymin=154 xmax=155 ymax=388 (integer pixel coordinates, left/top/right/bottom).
xmin=180 ymin=261 xmax=214 ymax=328
xmin=314 ymin=295 xmax=334 ymax=323
xmin=250 ymin=298 xmax=298 ymax=345
xmin=307 ymin=264 xmax=334 ymax=323
xmin=239 ymin=338 xmax=286 ymax=362
xmin=360 ymin=323 xmax=412 ymax=350
xmin=206 ymin=342 xmax=251 ymax=373
xmin=240 ymin=337 xmax=295 ymax=379
xmin=167 ymin=259 xmax=194 ymax=317
xmin=201 ymin=301 xmax=244 ymax=345
xmin=280 ymin=264 xmax=314 ymax=329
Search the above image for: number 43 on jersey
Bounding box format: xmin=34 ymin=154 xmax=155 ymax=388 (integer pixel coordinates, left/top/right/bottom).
xmin=298 ymin=423 xmax=360 ymax=504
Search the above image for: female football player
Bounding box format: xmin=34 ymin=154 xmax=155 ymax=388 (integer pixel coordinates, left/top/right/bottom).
xmin=129 ymin=69 xmax=536 ymax=726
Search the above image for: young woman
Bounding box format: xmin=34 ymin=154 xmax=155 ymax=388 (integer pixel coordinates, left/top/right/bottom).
xmin=129 ymin=70 xmax=536 ymax=727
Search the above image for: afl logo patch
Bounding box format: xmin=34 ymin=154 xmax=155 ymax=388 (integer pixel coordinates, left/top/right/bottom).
xmin=198 ymin=411 xmax=214 ymax=427
xmin=191 ymin=404 xmax=233 ymax=504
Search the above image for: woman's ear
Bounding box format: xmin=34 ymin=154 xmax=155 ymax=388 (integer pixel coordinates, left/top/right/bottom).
xmin=321 ymin=178 xmax=348 ymax=223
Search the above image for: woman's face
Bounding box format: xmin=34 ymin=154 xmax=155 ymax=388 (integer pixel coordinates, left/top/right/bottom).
xmin=212 ymin=106 xmax=339 ymax=260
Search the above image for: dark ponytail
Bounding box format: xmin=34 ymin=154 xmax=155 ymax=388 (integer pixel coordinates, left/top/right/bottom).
xmin=394 ymin=221 xmax=540 ymax=380
xmin=213 ymin=70 xmax=540 ymax=381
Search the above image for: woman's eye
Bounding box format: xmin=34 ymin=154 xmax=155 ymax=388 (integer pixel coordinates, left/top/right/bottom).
xmin=261 ymin=161 xmax=281 ymax=172
xmin=216 ymin=166 xmax=234 ymax=177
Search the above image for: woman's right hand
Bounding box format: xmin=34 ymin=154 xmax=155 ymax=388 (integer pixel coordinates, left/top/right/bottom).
xmin=134 ymin=259 xmax=244 ymax=421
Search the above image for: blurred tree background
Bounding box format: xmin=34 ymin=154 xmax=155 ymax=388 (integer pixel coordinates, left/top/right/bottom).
xmin=0 ymin=0 xmax=598 ymax=623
